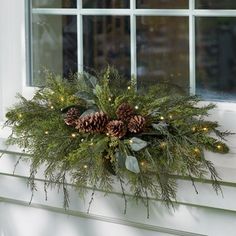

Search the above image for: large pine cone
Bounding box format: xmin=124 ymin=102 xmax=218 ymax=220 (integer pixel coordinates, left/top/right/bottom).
xmin=106 ymin=120 xmax=127 ymax=138
xmin=128 ymin=115 xmax=146 ymax=133
xmin=76 ymin=112 xmax=109 ymax=133
xmin=64 ymin=107 xmax=81 ymax=126
xmin=116 ymin=103 xmax=134 ymax=122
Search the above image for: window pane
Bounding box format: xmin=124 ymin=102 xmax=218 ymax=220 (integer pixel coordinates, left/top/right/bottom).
xmin=136 ymin=0 xmax=188 ymax=9
xmin=32 ymin=15 xmax=77 ymax=86
xmin=196 ymin=0 xmax=236 ymax=9
xmin=32 ymin=0 xmax=76 ymax=8
xmin=137 ymin=16 xmax=189 ymax=91
xmin=196 ymin=18 xmax=236 ymax=101
xmin=83 ymin=16 xmax=130 ymax=78
xmin=83 ymin=0 xmax=129 ymax=8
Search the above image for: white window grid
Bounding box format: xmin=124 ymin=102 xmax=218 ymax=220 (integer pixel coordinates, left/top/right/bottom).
xmin=29 ymin=0 xmax=236 ymax=95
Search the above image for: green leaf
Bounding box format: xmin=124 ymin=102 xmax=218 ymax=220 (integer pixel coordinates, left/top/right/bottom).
xmin=129 ymin=137 xmax=148 ymax=151
xmin=83 ymin=72 xmax=98 ymax=88
xmin=80 ymin=109 xmax=97 ymax=118
xmin=75 ymin=91 xmax=95 ymax=105
xmin=125 ymin=155 xmax=140 ymax=173
xmin=115 ymin=150 xmax=126 ymax=168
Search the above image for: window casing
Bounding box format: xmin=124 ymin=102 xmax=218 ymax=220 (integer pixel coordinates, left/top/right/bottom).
xmin=26 ymin=0 xmax=236 ymax=101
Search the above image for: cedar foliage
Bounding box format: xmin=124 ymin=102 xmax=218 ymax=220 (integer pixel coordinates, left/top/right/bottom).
xmin=5 ymin=67 xmax=231 ymax=216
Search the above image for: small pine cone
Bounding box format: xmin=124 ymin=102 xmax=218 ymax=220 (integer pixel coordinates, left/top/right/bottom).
xmin=64 ymin=108 xmax=81 ymax=126
xmin=106 ymin=120 xmax=127 ymax=138
xmin=76 ymin=112 xmax=109 ymax=133
xmin=116 ymin=103 xmax=134 ymax=122
xmin=128 ymin=115 xmax=146 ymax=133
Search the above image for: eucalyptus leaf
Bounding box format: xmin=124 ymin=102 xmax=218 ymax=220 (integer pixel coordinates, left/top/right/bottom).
xmin=152 ymin=122 xmax=168 ymax=134
xmin=115 ymin=150 xmax=126 ymax=168
xmin=83 ymin=72 xmax=98 ymax=88
xmin=129 ymin=137 xmax=148 ymax=151
xmin=125 ymin=155 xmax=140 ymax=173
xmin=75 ymin=91 xmax=95 ymax=104
xmin=80 ymin=109 xmax=97 ymax=118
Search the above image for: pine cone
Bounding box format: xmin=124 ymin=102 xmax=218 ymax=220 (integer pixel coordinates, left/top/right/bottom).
xmin=75 ymin=112 xmax=109 ymax=133
xmin=128 ymin=115 xmax=146 ymax=133
xmin=116 ymin=103 xmax=134 ymax=122
xmin=106 ymin=120 xmax=127 ymax=138
xmin=64 ymin=107 xmax=81 ymax=126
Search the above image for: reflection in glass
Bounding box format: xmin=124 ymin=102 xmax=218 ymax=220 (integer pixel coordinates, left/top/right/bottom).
xmin=137 ymin=16 xmax=189 ymax=91
xmin=196 ymin=18 xmax=236 ymax=100
xmin=136 ymin=0 xmax=188 ymax=9
xmin=83 ymin=16 xmax=130 ymax=78
xmin=196 ymin=0 xmax=236 ymax=9
xmin=83 ymin=0 xmax=129 ymax=8
xmin=32 ymin=15 xmax=77 ymax=86
xmin=32 ymin=0 xmax=76 ymax=8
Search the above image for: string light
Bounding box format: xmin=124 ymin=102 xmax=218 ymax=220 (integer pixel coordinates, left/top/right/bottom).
xmin=71 ymin=133 xmax=76 ymax=138
xmin=90 ymin=142 xmax=94 ymax=146
xmin=127 ymin=86 xmax=131 ymax=90
xmin=192 ymin=127 xmax=196 ymax=132
xmin=160 ymin=116 xmax=165 ymax=120
xmin=108 ymin=97 xmax=112 ymax=102
xmin=106 ymin=132 xmax=110 ymax=136
xmin=129 ymin=139 xmax=133 ymax=144
xmin=60 ymin=97 xmax=65 ymax=102
xmin=169 ymin=114 xmax=173 ymax=119
xmin=160 ymin=142 xmax=166 ymax=148
xmin=194 ymin=148 xmax=200 ymax=153
xmin=18 ymin=113 xmax=23 ymax=118
xmin=44 ymin=131 xmax=49 ymax=135
xmin=81 ymin=139 xmax=84 ymax=142
xmin=217 ymin=144 xmax=222 ymax=150
xmin=140 ymin=161 xmax=146 ymax=166
xmin=83 ymin=164 xmax=88 ymax=169
xmin=202 ymin=127 xmax=208 ymax=132
xmin=50 ymin=105 xmax=54 ymax=110
xmin=135 ymin=105 xmax=139 ymax=110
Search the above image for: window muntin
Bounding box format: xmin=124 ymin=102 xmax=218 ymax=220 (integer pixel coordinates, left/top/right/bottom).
xmin=29 ymin=0 xmax=236 ymax=101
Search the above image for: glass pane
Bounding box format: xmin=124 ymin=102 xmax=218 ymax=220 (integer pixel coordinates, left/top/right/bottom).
xmin=32 ymin=0 xmax=76 ymax=8
xmin=136 ymin=0 xmax=188 ymax=9
xmin=83 ymin=0 xmax=129 ymax=8
xmin=196 ymin=0 xmax=236 ymax=9
xmin=196 ymin=18 xmax=236 ymax=101
xmin=137 ymin=16 xmax=189 ymax=91
xmin=32 ymin=15 xmax=77 ymax=86
xmin=83 ymin=16 xmax=130 ymax=78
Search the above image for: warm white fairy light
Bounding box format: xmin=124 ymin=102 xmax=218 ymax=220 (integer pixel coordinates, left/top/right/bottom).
xmin=135 ymin=105 xmax=139 ymax=110
xmin=160 ymin=116 xmax=165 ymax=120
xmin=44 ymin=131 xmax=49 ymax=135
xmin=127 ymin=86 xmax=131 ymax=90
xmin=71 ymin=133 xmax=76 ymax=138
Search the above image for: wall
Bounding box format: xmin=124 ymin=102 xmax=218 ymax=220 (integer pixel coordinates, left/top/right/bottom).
xmin=0 ymin=1 xmax=236 ymax=236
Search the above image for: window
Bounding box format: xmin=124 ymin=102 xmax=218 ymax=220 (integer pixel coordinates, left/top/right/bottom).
xmin=28 ymin=0 xmax=236 ymax=101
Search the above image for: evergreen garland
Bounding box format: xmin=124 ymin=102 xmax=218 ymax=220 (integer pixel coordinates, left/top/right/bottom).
xmin=4 ymin=67 xmax=231 ymax=217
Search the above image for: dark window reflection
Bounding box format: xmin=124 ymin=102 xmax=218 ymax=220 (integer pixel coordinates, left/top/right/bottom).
xmin=83 ymin=0 xmax=129 ymax=8
xmin=136 ymin=0 xmax=188 ymax=9
xmin=137 ymin=16 xmax=189 ymax=91
xmin=196 ymin=0 xmax=236 ymax=9
xmin=83 ymin=16 xmax=130 ymax=78
xmin=32 ymin=15 xmax=77 ymax=86
xmin=32 ymin=0 xmax=76 ymax=8
xmin=196 ymin=18 xmax=236 ymax=100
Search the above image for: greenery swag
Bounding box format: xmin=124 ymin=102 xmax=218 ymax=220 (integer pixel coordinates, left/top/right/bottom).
xmin=5 ymin=67 xmax=231 ymax=217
